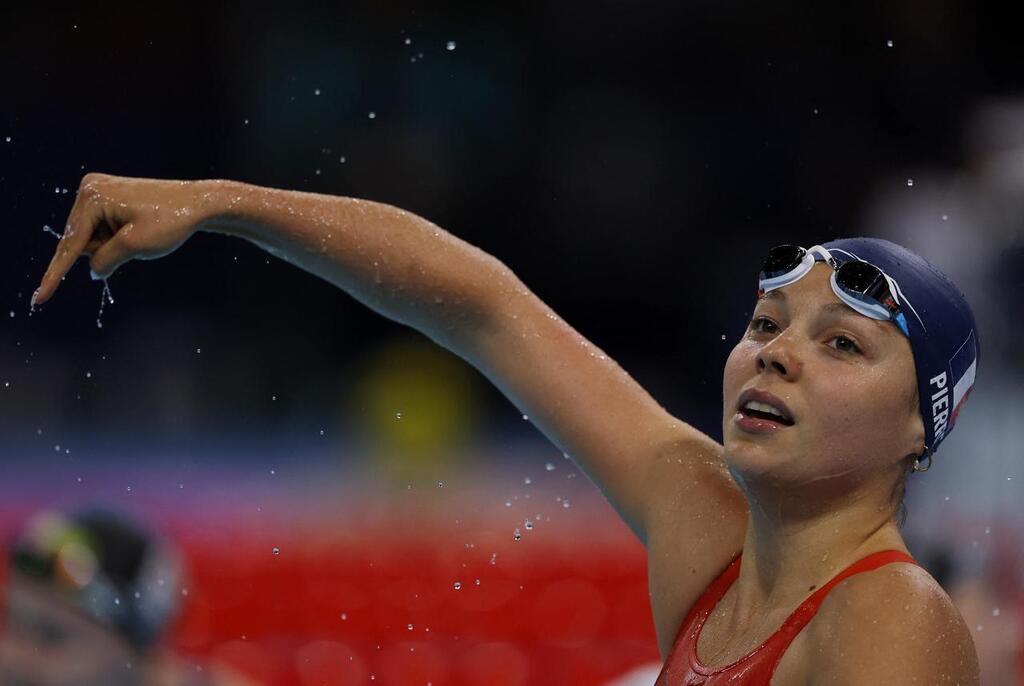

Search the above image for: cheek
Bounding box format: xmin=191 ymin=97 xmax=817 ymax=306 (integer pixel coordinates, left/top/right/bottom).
xmin=806 ymin=367 xmax=899 ymax=445
xmin=722 ymin=341 xmax=754 ymax=406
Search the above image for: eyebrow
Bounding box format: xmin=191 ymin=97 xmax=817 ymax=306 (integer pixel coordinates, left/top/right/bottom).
xmin=758 ymin=290 xmax=884 ymax=328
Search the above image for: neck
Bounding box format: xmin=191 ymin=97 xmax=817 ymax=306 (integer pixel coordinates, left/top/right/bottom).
xmin=727 ymin=477 xmax=906 ymax=628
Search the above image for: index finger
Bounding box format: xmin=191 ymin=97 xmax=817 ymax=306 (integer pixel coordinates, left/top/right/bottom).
xmin=33 ymin=180 xmax=107 ymax=306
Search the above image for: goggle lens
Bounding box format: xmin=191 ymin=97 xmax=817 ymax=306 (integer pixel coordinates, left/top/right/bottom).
xmin=761 ymin=245 xmax=806 ymax=280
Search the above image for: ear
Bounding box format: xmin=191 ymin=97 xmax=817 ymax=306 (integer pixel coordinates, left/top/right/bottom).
xmin=903 ymin=385 xmax=926 ymax=460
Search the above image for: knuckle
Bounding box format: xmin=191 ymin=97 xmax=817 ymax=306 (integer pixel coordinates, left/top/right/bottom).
xmin=79 ymin=173 xmax=108 ymax=198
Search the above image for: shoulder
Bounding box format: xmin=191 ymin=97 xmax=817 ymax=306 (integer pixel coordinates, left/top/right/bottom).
xmin=808 ymin=561 xmax=980 ymax=685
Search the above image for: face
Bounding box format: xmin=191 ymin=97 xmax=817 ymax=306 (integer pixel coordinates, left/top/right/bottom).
xmin=721 ymin=263 xmax=925 ymax=507
xmin=0 ymin=575 xmax=140 ymax=686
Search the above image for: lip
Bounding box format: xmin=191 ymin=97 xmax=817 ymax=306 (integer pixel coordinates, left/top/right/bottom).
xmin=735 ymin=388 xmax=796 ymax=427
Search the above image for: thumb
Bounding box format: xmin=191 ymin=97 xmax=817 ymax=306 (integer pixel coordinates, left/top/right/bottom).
xmin=88 ymin=222 xmax=136 ymax=279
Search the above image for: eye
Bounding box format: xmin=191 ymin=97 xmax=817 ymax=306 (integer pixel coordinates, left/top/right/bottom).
xmin=829 ymin=334 xmax=862 ymax=354
xmin=749 ymin=316 xmax=779 ymax=334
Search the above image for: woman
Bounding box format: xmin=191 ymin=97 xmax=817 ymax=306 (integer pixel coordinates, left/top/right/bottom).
xmin=32 ymin=173 xmax=982 ymax=684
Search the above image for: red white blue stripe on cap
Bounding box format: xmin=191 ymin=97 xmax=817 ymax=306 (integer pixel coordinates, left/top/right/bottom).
xmin=929 ymin=330 xmax=978 ymax=445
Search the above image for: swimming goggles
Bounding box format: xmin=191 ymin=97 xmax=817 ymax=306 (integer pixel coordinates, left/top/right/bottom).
xmin=757 ymin=244 xmax=910 ymax=338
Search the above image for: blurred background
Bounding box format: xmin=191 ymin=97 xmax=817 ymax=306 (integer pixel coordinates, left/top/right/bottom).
xmin=1 ymin=2 xmax=1023 ymax=684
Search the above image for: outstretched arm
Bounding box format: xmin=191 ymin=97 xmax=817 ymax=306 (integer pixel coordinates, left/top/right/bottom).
xmin=34 ymin=173 xmax=736 ymax=545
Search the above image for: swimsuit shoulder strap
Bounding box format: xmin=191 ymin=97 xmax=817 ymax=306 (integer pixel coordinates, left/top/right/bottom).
xmin=773 ymin=549 xmax=920 ymax=642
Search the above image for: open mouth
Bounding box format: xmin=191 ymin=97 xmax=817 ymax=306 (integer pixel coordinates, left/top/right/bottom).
xmin=738 ymin=406 xmax=795 ymax=426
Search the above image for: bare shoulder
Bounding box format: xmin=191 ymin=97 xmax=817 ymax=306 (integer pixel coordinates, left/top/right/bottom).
xmin=643 ymin=432 xmax=749 ymax=658
xmin=809 ymin=561 xmax=980 ymax=685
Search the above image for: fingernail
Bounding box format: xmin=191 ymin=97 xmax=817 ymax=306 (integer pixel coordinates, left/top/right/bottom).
xmin=30 ymin=289 xmax=39 ymax=306
xmin=90 ymin=270 xmax=101 ymax=281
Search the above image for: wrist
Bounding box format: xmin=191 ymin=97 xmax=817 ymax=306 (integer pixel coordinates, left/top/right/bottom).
xmin=192 ymin=178 xmax=262 ymax=240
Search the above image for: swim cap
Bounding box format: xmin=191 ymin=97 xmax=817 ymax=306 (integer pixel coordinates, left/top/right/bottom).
xmin=822 ymin=237 xmax=980 ymax=458
xmin=8 ymin=507 xmax=183 ymax=648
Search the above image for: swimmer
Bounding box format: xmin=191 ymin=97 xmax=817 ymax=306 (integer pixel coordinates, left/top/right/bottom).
xmin=0 ymin=507 xmax=257 ymax=686
xmin=33 ymin=173 xmax=981 ymax=684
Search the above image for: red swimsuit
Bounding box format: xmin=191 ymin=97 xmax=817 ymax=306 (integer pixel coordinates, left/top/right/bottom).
xmin=655 ymin=549 xmax=919 ymax=685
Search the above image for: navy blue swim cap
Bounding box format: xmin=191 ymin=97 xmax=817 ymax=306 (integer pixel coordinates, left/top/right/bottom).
xmin=821 ymin=237 xmax=980 ymax=459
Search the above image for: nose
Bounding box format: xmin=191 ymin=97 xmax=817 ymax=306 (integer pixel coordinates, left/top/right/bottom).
xmin=756 ymin=339 xmax=802 ymax=380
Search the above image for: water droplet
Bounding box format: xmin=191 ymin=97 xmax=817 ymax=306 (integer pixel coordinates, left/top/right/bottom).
xmin=437 ymin=480 xmax=444 ymax=488
xmin=521 ymin=414 xmax=529 ymax=420
xmin=524 ymin=476 xmax=532 ymax=485
xmin=993 ymin=608 xmax=1001 ymax=617
xmin=504 ymin=500 xmax=511 ymax=507
xmin=272 ymin=547 xmax=280 ymax=555
xmin=404 ymin=37 xmax=412 ymax=45
xmin=985 ymin=526 xmax=991 ymax=534
xmin=85 ymin=371 xmax=91 ymax=379
xmin=524 ymin=519 xmax=533 ymax=530
xmin=4 ymin=136 xmax=10 ymax=142
xmin=341 ymin=612 xmax=348 ymax=620
xmin=368 ymin=111 xmax=376 ymax=119
xmin=96 ymin=279 xmax=114 ymax=328
xmin=562 ymin=500 xmax=571 ymax=508
xmin=906 ymin=178 xmax=914 ymax=187
xmin=941 ymin=214 xmax=948 ymax=221
xmin=489 ymin=553 xmax=497 ymax=565
xmin=513 ymin=528 xmax=521 ymax=541
xmin=446 ymin=41 xmax=456 ymax=51
xmin=314 ymin=88 xmax=321 ymax=96
xmin=340 ymin=156 xmax=346 ymax=163
xmin=8 ymin=311 xmax=14 ymax=318
xmin=196 ymin=347 xmax=202 ymax=354
xmin=474 ymin=578 xmax=480 ymax=586
xmin=407 ymin=623 xmax=414 ymax=630
xmin=886 ymin=39 xmax=894 ymax=48
xmin=395 ymin=411 xmax=402 ymax=419
xmin=453 ymin=581 xmax=461 ymax=590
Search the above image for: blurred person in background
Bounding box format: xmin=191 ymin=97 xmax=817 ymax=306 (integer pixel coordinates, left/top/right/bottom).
xmin=31 ymin=172 xmax=984 ymax=683
xmin=0 ymin=508 xmax=255 ymax=686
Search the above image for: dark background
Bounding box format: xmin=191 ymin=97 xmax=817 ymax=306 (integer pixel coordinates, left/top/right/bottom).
xmin=3 ymin=1 xmax=1022 ymax=446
